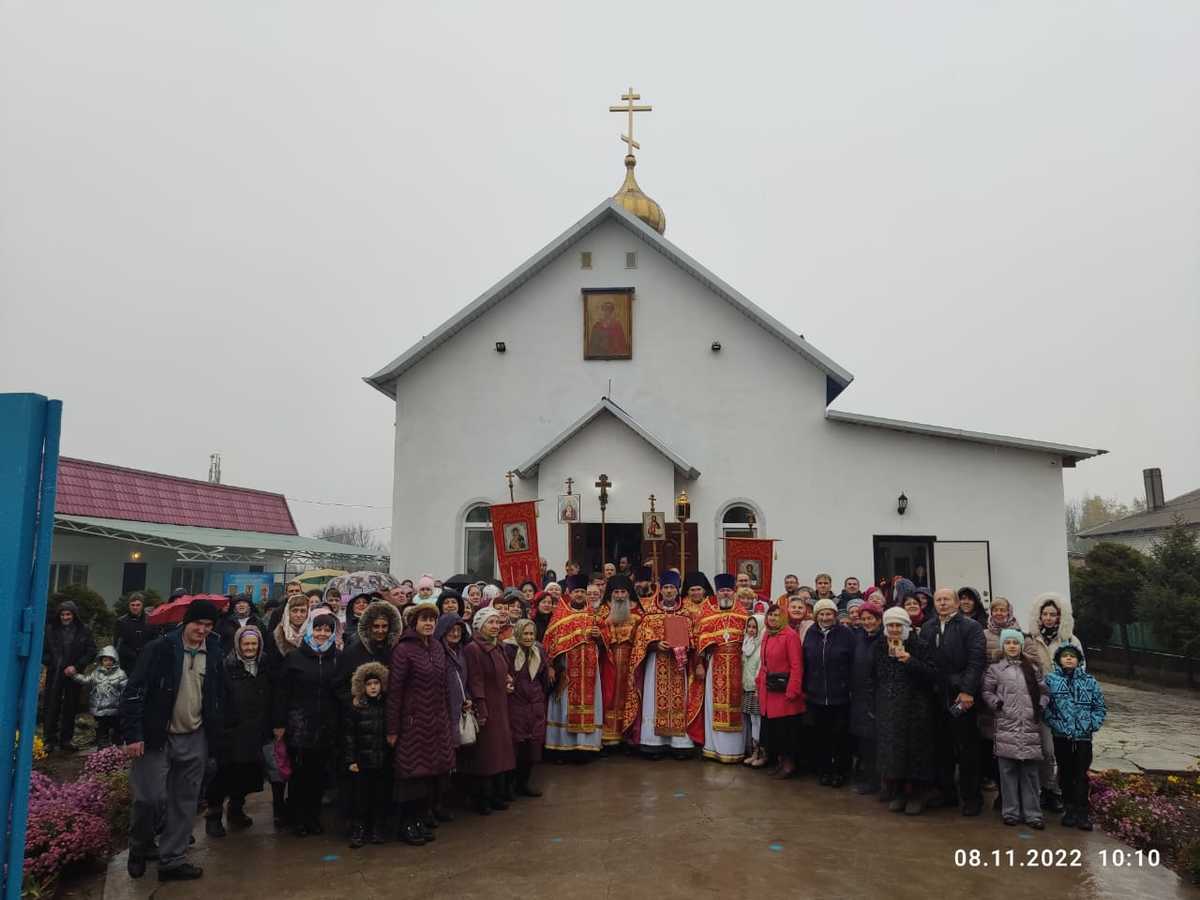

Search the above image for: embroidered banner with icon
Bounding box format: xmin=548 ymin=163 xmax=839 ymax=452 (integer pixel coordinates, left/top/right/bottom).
xmin=724 ymin=537 xmax=776 ymax=601
xmin=490 ymin=500 xmax=540 ymax=587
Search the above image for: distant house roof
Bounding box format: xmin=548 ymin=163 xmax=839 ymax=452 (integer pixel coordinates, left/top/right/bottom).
xmin=54 ymin=515 xmax=386 ymax=564
xmin=513 ymin=397 xmax=701 ymax=480
xmin=55 ymin=457 xmax=298 ymax=535
xmin=364 ymin=200 xmax=854 ymax=405
xmin=1077 ymin=488 xmax=1200 ymax=538
xmin=825 ymin=410 xmax=1106 ymax=467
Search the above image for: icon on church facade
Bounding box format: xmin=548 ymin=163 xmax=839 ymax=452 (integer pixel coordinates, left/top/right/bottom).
xmin=582 ymin=288 xmax=633 ymax=360
xmin=557 ymin=493 xmax=580 ymax=524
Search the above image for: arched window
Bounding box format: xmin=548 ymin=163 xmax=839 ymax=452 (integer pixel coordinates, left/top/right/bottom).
xmin=463 ymin=504 xmax=495 ymax=578
xmin=721 ymin=503 xmax=759 ymax=540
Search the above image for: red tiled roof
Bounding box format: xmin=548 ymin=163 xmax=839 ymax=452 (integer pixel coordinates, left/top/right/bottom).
xmin=54 ymin=457 xmax=298 ymax=535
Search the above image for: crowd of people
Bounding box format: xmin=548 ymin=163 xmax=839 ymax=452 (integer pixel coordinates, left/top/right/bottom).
xmin=38 ymin=564 xmax=1108 ymax=884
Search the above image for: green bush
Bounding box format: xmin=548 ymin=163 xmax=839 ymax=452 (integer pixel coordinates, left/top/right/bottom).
xmin=49 ymin=584 xmax=115 ymax=636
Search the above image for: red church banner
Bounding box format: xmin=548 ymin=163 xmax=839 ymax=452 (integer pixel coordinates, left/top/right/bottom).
xmin=490 ymin=500 xmax=541 ymax=588
xmin=724 ymin=537 xmax=776 ymax=601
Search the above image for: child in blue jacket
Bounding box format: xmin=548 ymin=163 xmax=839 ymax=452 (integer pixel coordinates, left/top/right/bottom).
xmin=1044 ymin=644 xmax=1106 ymax=830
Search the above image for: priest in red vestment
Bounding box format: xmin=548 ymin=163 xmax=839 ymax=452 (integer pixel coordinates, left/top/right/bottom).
xmin=543 ymin=575 xmax=603 ymax=755
xmin=599 ymin=575 xmax=641 ymax=748
xmin=686 ymin=573 xmax=749 ymax=761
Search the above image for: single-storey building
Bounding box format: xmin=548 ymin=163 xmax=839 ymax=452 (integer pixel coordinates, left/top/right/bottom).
xmin=50 ymin=457 xmax=388 ymax=605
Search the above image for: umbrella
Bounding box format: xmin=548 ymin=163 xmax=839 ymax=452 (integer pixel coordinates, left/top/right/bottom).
xmin=148 ymin=593 xmax=230 ymax=626
xmin=442 ymin=573 xmax=474 ymax=592
xmin=295 ymin=569 xmax=348 ymax=591
xmin=324 ymin=570 xmax=399 ymax=600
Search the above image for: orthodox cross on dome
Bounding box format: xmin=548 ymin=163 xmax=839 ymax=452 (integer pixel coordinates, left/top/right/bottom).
xmin=609 ymin=87 xmax=652 ymax=156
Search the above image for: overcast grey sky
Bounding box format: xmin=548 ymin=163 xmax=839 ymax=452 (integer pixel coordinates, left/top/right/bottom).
xmin=3 ymin=2 xmax=1197 ymax=539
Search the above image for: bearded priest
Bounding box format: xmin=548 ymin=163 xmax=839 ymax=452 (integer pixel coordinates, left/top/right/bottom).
xmin=543 ymin=574 xmax=603 ymax=756
xmin=623 ymin=571 xmax=697 ymax=759
xmin=686 ymin=572 xmax=749 ymax=762
xmin=599 ymin=575 xmax=641 ymax=749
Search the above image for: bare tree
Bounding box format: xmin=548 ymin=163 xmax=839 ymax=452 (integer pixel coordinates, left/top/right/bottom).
xmin=311 ymin=522 xmax=389 ymax=571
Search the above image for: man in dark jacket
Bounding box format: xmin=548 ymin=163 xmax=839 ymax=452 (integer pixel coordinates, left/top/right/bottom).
xmin=121 ymin=599 xmax=225 ymax=883
xmin=114 ymin=593 xmax=159 ymax=675
xmin=42 ymin=599 xmax=97 ymax=752
xmin=919 ymin=587 xmax=987 ymax=816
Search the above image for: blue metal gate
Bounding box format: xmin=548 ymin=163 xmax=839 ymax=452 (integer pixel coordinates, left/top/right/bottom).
xmin=0 ymin=394 xmax=62 ymax=899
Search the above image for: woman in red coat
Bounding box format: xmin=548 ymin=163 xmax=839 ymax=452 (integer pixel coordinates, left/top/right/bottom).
xmin=755 ymin=604 xmax=806 ymax=778
xmin=460 ymin=607 xmax=516 ymax=815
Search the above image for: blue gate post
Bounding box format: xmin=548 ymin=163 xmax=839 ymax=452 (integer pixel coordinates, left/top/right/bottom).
xmin=0 ymin=394 xmax=62 ymax=900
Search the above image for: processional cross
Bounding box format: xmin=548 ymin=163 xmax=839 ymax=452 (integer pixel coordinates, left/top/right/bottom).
xmin=609 ymin=87 xmax=652 ymax=154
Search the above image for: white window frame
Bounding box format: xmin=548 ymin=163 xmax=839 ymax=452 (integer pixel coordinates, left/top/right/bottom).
xmin=714 ymin=500 xmax=764 ymax=566
xmin=461 ymin=502 xmax=497 ymax=578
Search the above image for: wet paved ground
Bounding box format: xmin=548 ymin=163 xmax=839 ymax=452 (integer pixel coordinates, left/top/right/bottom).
xmin=1092 ymin=678 xmax=1200 ymax=773
xmin=102 ymin=754 xmax=1191 ymax=900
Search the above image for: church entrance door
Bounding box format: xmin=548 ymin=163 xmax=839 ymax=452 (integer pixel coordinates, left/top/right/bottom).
xmin=568 ymin=523 xmax=643 ymax=576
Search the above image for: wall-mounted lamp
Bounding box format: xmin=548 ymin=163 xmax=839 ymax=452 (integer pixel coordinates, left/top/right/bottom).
xmin=495 ymin=341 xmax=506 ymax=353
xmin=897 ymin=492 xmax=908 ymax=516
xmin=711 ymin=341 xmax=721 ymax=352
xmin=130 ymin=551 xmax=142 ymax=561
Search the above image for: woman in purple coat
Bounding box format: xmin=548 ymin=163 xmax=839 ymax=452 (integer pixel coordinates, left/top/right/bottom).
xmin=459 ymin=607 xmax=516 ymax=815
xmin=504 ymin=618 xmax=549 ymax=798
xmin=387 ymin=604 xmax=455 ymax=846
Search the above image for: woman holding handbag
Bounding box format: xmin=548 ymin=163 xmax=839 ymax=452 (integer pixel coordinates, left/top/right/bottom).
xmin=387 ymin=604 xmax=456 ymax=846
xmin=459 ymin=607 xmax=516 ymax=815
xmin=755 ymin=604 xmax=805 ymax=779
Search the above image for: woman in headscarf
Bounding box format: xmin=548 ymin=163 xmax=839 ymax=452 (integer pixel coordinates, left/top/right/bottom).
xmin=387 ymin=604 xmax=456 ymax=846
xmin=1024 ymin=592 xmax=1079 ymax=814
xmin=344 ymin=593 xmax=375 ymax=646
xmin=458 ymin=606 xmax=515 ymax=814
xmin=741 ymin=613 xmax=766 ymax=767
xmin=890 ymin=576 xmax=916 ymax=611
xmin=755 ymin=604 xmax=805 ymax=779
xmin=504 ymin=618 xmax=549 ymax=798
xmin=902 ymin=593 xmax=925 ymax=629
xmin=205 ymin=625 xmax=270 ymax=837
xmin=263 ymin=592 xmax=310 ymax=827
xmin=519 ymin=581 xmax=538 ymax=604
xmin=272 ymin=610 xmax=340 ymax=836
xmin=866 ymin=606 xmax=938 ymax=814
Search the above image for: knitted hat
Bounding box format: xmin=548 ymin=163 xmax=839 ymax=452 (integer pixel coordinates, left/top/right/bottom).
xmin=882 ymin=606 xmax=910 ymax=628
xmin=813 ymin=598 xmax=838 ymax=616
xmin=1000 ymin=628 xmax=1025 ymax=647
xmin=183 ymin=599 xmax=220 ymax=625
xmin=859 ymin=601 xmax=884 ymax=619
xmin=417 ymin=574 xmax=436 ymax=591
xmin=862 ymin=585 xmax=880 ymax=603
xmin=472 ymin=606 xmax=502 ymax=632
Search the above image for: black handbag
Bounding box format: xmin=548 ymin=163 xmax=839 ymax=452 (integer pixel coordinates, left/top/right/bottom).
xmin=766 ymin=672 xmax=789 ymax=693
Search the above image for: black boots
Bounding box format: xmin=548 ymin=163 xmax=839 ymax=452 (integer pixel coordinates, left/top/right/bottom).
xmin=205 ymin=815 xmax=226 ymax=838
xmin=515 ymin=766 xmax=542 ymax=797
xmin=349 ymin=825 xmax=366 ymax=849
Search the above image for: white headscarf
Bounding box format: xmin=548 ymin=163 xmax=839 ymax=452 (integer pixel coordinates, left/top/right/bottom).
xmin=509 ymin=618 xmax=541 ymax=678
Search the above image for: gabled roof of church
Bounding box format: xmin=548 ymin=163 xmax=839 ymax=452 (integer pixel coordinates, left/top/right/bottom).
xmin=513 ymin=397 xmax=701 ymax=480
xmin=364 ymin=200 xmax=854 ymax=403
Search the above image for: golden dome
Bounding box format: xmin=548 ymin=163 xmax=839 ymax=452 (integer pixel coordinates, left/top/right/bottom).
xmin=613 ymin=154 xmax=666 ymax=234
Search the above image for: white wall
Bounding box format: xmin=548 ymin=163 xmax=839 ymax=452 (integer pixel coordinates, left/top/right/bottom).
xmin=387 ymin=216 xmax=1074 ymax=608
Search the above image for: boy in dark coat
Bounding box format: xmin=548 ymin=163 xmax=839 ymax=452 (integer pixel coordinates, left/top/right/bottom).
xmin=344 ymin=662 xmax=392 ymax=848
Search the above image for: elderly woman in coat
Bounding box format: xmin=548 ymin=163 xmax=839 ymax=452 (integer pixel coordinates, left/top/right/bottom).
xmin=205 ymin=626 xmax=270 ymax=837
xmin=504 ymin=618 xmax=550 ymax=798
xmin=459 ymin=606 xmax=516 ymax=815
xmin=387 ymin=603 xmax=456 ymax=846
xmin=983 ymin=629 xmax=1049 ymax=828
xmin=866 ymin=606 xmax=938 ymax=815
xmin=849 ymin=601 xmax=884 ymax=794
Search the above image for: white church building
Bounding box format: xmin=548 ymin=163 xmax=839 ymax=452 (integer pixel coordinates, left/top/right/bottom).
xmin=366 ymin=106 xmax=1103 ymax=607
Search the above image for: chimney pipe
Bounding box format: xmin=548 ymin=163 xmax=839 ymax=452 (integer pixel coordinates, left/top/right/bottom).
xmin=1143 ymin=467 xmax=1165 ymax=511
